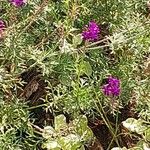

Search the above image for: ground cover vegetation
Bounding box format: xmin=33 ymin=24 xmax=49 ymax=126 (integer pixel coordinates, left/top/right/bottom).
xmin=0 ymin=0 xmax=150 ymax=149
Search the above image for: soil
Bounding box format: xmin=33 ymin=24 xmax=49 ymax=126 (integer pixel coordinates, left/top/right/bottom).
xmin=18 ymin=68 xmax=54 ymax=127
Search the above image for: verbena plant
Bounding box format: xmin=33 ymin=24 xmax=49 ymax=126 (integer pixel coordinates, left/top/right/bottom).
xmin=0 ymin=0 xmax=150 ymax=149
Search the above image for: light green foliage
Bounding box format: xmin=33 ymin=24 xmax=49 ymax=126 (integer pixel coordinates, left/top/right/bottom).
xmin=73 ymin=115 xmax=93 ymax=141
xmin=111 ymin=142 xmax=150 ymax=150
xmin=0 ymin=0 xmax=150 ymax=149
xmin=42 ymin=114 xmax=93 ymax=150
xmin=0 ymin=97 xmax=31 ymax=149
xmin=72 ymin=34 xmax=83 ymax=47
xmin=122 ymin=118 xmax=150 ymax=142
xmin=55 ymin=114 xmax=68 ymax=132
xmin=114 ymin=118 xmax=150 ymax=150
xmin=122 ymin=118 xmax=148 ymax=134
xmin=0 ymin=99 xmax=29 ymax=130
xmin=78 ymin=60 xmax=93 ymax=76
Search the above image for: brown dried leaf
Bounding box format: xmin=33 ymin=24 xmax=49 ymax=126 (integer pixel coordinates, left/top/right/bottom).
xmin=20 ymin=77 xmax=39 ymax=99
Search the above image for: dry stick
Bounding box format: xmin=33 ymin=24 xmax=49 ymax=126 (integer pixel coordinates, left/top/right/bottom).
xmin=28 ymin=103 xmax=47 ymax=110
xmin=30 ymin=123 xmax=45 ymax=138
xmin=31 ymin=123 xmax=44 ymax=133
xmin=86 ymin=38 xmax=109 ymax=47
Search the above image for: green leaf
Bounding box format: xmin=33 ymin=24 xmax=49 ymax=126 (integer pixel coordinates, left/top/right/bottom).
xmin=55 ymin=114 xmax=67 ymax=132
xmin=73 ymin=34 xmax=83 ymax=47
xmin=143 ymin=143 xmax=150 ymax=150
xmin=73 ymin=115 xmax=93 ymax=141
xmin=144 ymin=128 xmax=150 ymax=141
xmin=60 ymin=39 xmax=75 ymax=53
xmin=134 ymin=141 xmax=150 ymax=150
xmin=122 ymin=118 xmax=147 ymax=134
xmin=42 ymin=126 xmax=56 ymax=139
xmin=79 ymin=61 xmax=92 ymax=76
xmin=58 ymin=134 xmax=81 ymax=150
xmin=59 ymin=75 xmax=72 ymax=86
xmin=42 ymin=140 xmax=61 ymax=150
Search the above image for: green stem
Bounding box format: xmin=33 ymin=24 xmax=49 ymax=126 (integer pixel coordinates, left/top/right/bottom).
xmin=92 ymin=89 xmax=120 ymax=147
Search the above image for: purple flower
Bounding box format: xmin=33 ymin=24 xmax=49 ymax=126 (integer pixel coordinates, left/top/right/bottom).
xmin=0 ymin=20 xmax=5 ymax=38
xmin=102 ymin=76 xmax=120 ymax=97
xmin=0 ymin=20 xmax=5 ymax=31
xmin=9 ymin=0 xmax=26 ymax=7
xmin=82 ymin=21 xmax=100 ymax=41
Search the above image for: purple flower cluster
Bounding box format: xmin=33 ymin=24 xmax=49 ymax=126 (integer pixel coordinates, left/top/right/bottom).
xmin=82 ymin=21 xmax=100 ymax=41
xmin=9 ymin=0 xmax=26 ymax=7
xmin=0 ymin=20 xmax=5 ymax=31
xmin=102 ymin=76 xmax=120 ymax=97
